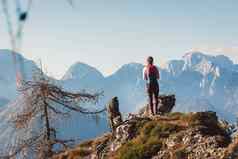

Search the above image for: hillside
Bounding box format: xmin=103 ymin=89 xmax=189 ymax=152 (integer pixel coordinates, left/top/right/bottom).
xmin=53 ymin=111 xmax=237 ymax=159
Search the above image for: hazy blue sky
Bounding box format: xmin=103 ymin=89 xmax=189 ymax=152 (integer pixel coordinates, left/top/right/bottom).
xmin=0 ymin=0 xmax=238 ymax=78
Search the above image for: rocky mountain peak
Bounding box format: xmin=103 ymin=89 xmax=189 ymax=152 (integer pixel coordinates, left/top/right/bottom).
xmin=53 ymin=110 xmax=237 ymax=159
xmin=53 ymin=95 xmax=237 ymax=159
xmin=182 ymin=51 xmax=233 ymax=71
xmin=113 ymin=62 xmax=144 ymax=76
xmin=62 ymin=62 xmax=104 ymax=81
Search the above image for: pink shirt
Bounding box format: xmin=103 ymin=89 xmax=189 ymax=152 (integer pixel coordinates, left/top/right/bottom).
xmin=143 ymin=64 xmax=160 ymax=82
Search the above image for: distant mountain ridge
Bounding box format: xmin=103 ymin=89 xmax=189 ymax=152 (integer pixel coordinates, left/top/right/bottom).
xmin=59 ymin=51 xmax=238 ymax=121
xmin=0 ymin=49 xmax=238 ymax=153
xmin=0 ymin=49 xmax=39 ymax=100
xmin=0 ymin=49 xmax=238 ymax=122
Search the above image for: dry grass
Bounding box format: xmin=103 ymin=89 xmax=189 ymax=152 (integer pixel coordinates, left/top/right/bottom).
xmin=53 ymin=133 xmax=112 ymax=159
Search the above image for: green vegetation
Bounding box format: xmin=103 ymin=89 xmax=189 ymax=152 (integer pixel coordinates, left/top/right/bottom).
xmin=53 ymin=111 xmax=234 ymax=159
xmin=116 ymin=138 xmax=162 ymax=159
xmin=167 ymin=112 xmax=187 ymax=120
xmin=115 ymin=112 xmax=230 ymax=159
xmin=116 ymin=120 xmax=184 ymax=159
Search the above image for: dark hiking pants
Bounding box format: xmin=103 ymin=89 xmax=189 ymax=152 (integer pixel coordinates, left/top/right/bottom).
xmin=147 ymin=83 xmax=159 ymax=115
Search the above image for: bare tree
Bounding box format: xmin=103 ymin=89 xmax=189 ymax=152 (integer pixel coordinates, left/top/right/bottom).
xmin=1 ymin=70 xmax=105 ymax=158
xmin=0 ymin=1 xmax=106 ymax=158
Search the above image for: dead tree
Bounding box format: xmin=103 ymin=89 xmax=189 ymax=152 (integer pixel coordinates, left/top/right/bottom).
xmin=1 ymin=72 xmax=105 ymax=158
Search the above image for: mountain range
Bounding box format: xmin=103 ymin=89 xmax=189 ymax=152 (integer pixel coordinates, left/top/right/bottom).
xmin=0 ymin=49 xmax=238 ymax=152
xmin=0 ymin=49 xmax=238 ymax=121
xmin=60 ymin=51 xmax=238 ymax=122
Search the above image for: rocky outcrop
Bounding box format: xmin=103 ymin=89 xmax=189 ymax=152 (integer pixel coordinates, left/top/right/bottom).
xmin=53 ymin=95 xmax=238 ymax=159
xmin=53 ymin=110 xmax=238 ymax=159
xmin=139 ymin=94 xmax=176 ymax=116
xmin=107 ymin=96 xmax=123 ymax=133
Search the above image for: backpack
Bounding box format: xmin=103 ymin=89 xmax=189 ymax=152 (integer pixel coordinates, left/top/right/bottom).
xmin=147 ymin=65 xmax=158 ymax=84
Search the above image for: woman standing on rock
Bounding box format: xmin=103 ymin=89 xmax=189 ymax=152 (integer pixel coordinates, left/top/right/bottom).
xmin=143 ymin=56 xmax=160 ymax=115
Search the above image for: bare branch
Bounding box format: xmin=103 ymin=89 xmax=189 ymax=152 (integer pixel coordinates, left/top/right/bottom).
xmin=4 ymin=71 xmax=105 ymax=158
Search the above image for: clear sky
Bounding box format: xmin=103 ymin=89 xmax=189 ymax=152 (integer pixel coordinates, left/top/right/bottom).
xmin=0 ymin=0 xmax=238 ymax=79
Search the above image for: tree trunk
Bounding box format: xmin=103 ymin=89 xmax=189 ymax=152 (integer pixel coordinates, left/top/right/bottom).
xmin=43 ymin=100 xmax=52 ymax=156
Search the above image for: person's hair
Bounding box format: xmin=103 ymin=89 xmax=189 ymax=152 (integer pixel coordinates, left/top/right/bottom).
xmin=147 ymin=56 xmax=154 ymax=64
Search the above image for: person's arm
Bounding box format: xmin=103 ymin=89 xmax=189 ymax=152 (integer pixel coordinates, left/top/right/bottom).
xmin=156 ymin=67 xmax=160 ymax=80
xmin=143 ymin=67 xmax=148 ymax=80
